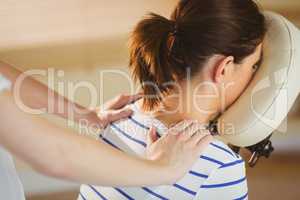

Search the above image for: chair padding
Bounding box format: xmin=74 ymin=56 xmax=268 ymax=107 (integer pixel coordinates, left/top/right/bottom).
xmin=219 ymin=11 xmax=300 ymax=147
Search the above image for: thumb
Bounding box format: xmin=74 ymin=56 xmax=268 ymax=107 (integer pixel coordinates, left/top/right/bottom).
xmin=147 ymin=126 xmax=158 ymax=146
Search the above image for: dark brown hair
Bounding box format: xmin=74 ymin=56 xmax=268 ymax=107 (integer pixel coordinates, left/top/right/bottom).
xmin=129 ymin=0 xmax=266 ymax=109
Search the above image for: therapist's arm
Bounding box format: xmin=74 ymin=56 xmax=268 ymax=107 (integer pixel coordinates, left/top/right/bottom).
xmin=0 ymin=91 xmax=213 ymax=186
xmin=0 ymin=60 xmax=130 ymax=127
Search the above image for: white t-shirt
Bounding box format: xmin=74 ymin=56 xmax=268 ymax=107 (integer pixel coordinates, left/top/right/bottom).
xmin=0 ymin=73 xmax=26 ymax=200
xmin=78 ymin=103 xmax=248 ymax=200
xmin=0 ymin=147 xmax=25 ymax=200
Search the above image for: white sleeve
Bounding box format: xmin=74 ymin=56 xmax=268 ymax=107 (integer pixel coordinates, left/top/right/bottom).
xmin=194 ymin=161 xmax=248 ymax=200
xmin=0 ymin=74 xmax=11 ymax=93
xmin=0 ymin=147 xmax=26 ymax=200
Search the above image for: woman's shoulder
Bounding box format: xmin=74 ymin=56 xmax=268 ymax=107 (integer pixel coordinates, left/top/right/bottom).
xmin=201 ymin=139 xmax=244 ymax=167
xmin=187 ymin=138 xmax=245 ymax=183
xmin=193 ymin=140 xmax=248 ymax=199
xmin=192 ymin=138 xmax=245 ymax=177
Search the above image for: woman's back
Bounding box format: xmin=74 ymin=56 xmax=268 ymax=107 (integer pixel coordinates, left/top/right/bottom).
xmin=78 ymin=103 xmax=248 ymax=200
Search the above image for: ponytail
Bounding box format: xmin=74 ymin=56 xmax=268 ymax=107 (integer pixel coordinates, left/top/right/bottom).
xmin=129 ymin=13 xmax=182 ymax=110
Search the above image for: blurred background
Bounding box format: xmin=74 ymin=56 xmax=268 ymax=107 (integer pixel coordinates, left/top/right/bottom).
xmin=0 ymin=0 xmax=299 ymax=199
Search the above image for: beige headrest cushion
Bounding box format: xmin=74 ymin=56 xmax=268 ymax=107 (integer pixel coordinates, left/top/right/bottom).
xmin=219 ymin=11 xmax=300 ymax=147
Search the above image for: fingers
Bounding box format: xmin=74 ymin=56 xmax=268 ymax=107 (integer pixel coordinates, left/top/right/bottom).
xmin=105 ymin=94 xmax=142 ymax=110
xmin=96 ymin=93 xmax=141 ymax=127
xmin=102 ymin=108 xmax=133 ymax=127
xmin=173 ymin=121 xmax=213 ymax=152
xmin=187 ymin=129 xmax=210 ymax=146
xmin=174 ymin=121 xmax=206 ymax=142
xmin=109 ymin=108 xmax=133 ymax=121
xmin=195 ymin=135 xmax=214 ymax=155
xmin=170 ymin=120 xmax=194 ymax=132
xmin=147 ymin=126 xmax=158 ymax=146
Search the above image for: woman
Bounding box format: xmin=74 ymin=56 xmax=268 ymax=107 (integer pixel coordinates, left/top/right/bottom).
xmin=79 ymin=0 xmax=266 ymax=199
xmin=0 ymin=61 xmax=212 ymax=200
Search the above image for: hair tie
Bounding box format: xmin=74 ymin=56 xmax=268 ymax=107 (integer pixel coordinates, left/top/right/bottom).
xmin=171 ymin=24 xmax=179 ymax=36
xmin=168 ymin=23 xmax=179 ymax=56
xmin=167 ymin=23 xmax=187 ymax=66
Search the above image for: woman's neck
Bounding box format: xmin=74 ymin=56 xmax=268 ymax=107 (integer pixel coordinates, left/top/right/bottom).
xmin=138 ymin=97 xmax=219 ymax=128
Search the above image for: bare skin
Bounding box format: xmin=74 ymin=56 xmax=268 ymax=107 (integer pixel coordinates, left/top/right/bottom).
xmin=142 ymin=44 xmax=263 ymax=129
xmin=0 ymin=61 xmax=213 ymax=186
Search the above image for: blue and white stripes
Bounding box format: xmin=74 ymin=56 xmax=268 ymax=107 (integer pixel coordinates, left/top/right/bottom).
xmin=78 ymin=106 xmax=248 ymax=200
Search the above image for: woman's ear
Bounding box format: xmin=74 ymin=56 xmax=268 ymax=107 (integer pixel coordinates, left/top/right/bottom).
xmin=213 ymin=56 xmax=235 ymax=83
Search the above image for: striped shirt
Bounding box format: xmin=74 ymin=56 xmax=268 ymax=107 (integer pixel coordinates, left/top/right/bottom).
xmin=78 ymin=103 xmax=248 ymax=200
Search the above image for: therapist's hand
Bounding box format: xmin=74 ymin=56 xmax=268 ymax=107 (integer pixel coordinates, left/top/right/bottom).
xmin=95 ymin=94 xmax=142 ymax=128
xmin=146 ymin=120 xmax=213 ymax=183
